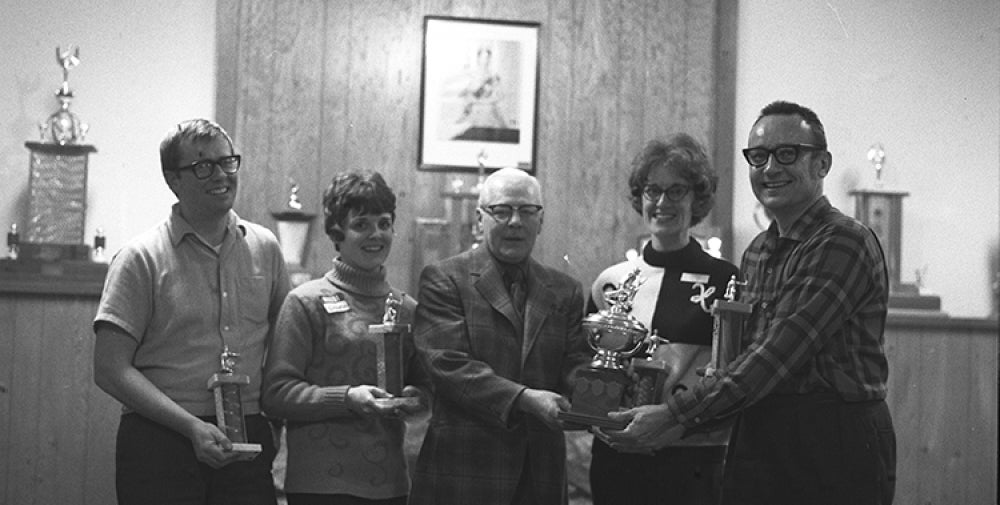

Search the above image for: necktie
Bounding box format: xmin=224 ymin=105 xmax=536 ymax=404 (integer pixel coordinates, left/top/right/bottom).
xmin=506 ymin=267 xmax=526 ymax=316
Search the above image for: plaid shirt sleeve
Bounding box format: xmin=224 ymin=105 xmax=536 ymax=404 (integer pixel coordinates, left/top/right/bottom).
xmin=667 ymin=198 xmax=890 ymax=427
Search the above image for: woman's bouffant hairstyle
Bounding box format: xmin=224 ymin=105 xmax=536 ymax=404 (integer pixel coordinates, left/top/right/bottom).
xmin=322 ymin=171 xmax=396 ymax=244
xmin=627 ymin=133 xmax=718 ymax=226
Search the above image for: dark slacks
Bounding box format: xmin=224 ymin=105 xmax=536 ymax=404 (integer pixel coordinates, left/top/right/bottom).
xmin=116 ymin=412 xmax=278 ymax=505
xmin=590 ymin=441 xmax=726 ymax=505
xmin=721 ymin=394 xmax=896 ymax=505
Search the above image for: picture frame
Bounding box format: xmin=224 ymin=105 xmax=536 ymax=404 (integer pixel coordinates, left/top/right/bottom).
xmin=418 ymin=16 xmax=540 ymax=173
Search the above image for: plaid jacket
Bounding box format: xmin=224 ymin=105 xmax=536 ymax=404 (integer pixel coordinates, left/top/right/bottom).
xmin=409 ymin=246 xmax=590 ymax=505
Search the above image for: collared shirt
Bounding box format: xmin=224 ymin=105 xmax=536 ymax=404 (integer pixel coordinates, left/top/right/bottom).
xmin=94 ymin=204 xmax=290 ymax=416
xmin=666 ymin=197 xmax=890 ymax=426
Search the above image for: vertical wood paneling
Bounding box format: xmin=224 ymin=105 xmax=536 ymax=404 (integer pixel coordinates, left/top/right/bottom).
xmin=1 ymin=295 xmax=116 ymax=505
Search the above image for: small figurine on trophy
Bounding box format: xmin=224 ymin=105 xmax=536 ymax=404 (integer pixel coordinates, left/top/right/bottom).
xmin=705 ymin=275 xmax=751 ymax=379
xmin=206 ymin=346 xmax=262 ymax=459
xmin=39 ymin=46 xmax=89 ymax=145
xmin=367 ymin=293 xmax=420 ymax=410
xmin=559 ymin=268 xmax=669 ymax=429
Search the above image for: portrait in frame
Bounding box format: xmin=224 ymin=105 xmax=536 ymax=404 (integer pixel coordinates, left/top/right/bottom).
xmin=418 ymin=16 xmax=540 ymax=173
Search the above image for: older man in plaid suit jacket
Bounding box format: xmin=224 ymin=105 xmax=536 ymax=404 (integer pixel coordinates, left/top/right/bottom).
xmin=409 ymin=168 xmax=591 ymax=505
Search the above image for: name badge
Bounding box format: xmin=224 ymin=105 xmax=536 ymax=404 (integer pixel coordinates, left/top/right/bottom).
xmin=322 ymin=294 xmax=350 ymax=314
xmin=680 ymin=272 xmax=710 ymax=284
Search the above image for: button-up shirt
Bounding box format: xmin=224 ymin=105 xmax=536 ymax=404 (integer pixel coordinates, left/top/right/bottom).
xmin=666 ymin=196 xmax=890 ymax=427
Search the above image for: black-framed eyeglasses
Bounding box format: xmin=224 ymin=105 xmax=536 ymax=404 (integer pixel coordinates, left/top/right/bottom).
xmin=480 ymin=204 xmax=543 ymax=223
xmin=742 ymin=144 xmax=825 ymax=168
xmin=171 ymin=154 xmax=242 ymax=179
xmin=642 ymin=184 xmax=691 ymax=202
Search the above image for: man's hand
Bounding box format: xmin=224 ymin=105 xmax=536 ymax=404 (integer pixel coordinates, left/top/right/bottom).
xmin=600 ymin=403 xmax=685 ymax=452
xmin=516 ymin=388 xmax=570 ymax=430
xmin=397 ymin=385 xmax=431 ymax=417
xmin=188 ymin=419 xmax=243 ymax=469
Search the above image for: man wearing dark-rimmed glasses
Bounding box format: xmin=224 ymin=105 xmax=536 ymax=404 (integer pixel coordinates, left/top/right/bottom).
xmin=410 ymin=167 xmax=591 ymax=505
xmin=94 ymin=119 xmax=289 ymax=504
xmin=605 ymin=101 xmax=896 ymax=505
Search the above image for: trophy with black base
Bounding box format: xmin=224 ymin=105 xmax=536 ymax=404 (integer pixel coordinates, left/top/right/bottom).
xmin=367 ymin=293 xmax=420 ymax=411
xmin=559 ymin=269 xmax=669 ymax=430
xmin=207 ymin=347 xmax=261 ymax=460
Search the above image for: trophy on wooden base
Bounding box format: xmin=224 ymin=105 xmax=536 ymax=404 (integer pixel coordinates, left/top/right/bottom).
xmin=207 ymin=347 xmax=261 ymax=459
xmin=705 ymin=276 xmax=751 ymax=378
xmin=559 ymin=268 xmax=669 ymax=430
xmin=367 ymin=293 xmax=420 ymax=410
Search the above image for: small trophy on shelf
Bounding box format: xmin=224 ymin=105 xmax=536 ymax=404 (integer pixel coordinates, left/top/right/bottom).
xmin=559 ymin=268 xmax=669 ymax=429
xmin=207 ymin=347 xmax=261 ymax=459
xmin=705 ymin=276 xmax=751 ymax=379
xmin=367 ymin=293 xmax=419 ymax=409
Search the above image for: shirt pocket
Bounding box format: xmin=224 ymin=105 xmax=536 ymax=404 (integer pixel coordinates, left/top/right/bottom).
xmin=238 ymin=275 xmax=271 ymax=325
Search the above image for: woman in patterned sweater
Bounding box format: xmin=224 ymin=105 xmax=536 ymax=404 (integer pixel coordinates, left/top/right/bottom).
xmin=262 ymin=171 xmax=428 ymax=505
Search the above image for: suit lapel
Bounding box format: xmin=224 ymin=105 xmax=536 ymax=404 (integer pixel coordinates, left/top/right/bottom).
xmin=472 ymin=250 xmax=522 ymax=329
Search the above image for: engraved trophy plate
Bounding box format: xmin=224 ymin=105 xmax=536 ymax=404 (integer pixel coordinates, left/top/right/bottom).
xmin=367 ymin=293 xmax=420 ymax=409
xmin=560 ymin=268 xmax=667 ymax=430
xmin=206 ymin=347 xmax=261 ymax=458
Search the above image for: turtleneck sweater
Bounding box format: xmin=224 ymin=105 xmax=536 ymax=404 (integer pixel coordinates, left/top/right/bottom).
xmin=262 ymin=257 xmax=419 ymax=498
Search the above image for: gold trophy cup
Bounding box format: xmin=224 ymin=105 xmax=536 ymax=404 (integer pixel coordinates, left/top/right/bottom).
xmin=560 ymin=269 xmax=669 ymax=429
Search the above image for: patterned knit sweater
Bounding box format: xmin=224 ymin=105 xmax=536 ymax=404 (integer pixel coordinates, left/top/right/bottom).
xmin=262 ymin=258 xmax=421 ymax=498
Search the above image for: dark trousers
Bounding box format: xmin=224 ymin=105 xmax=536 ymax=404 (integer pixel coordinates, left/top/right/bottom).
xmin=116 ymin=412 xmax=278 ymax=505
xmin=590 ymin=441 xmax=726 ymax=505
xmin=285 ymin=494 xmax=406 ymax=505
xmin=721 ymin=395 xmax=896 ymax=505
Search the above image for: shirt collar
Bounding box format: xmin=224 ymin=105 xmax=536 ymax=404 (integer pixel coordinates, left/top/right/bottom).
xmin=767 ymin=196 xmax=832 ymax=244
xmin=166 ymin=203 xmax=243 ymax=248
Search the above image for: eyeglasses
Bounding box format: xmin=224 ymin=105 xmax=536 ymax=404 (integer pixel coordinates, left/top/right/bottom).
xmin=742 ymin=144 xmax=825 ymax=168
xmin=480 ymin=204 xmax=543 ymax=223
xmin=642 ymin=184 xmax=691 ymax=202
xmin=172 ymin=154 xmax=242 ymax=179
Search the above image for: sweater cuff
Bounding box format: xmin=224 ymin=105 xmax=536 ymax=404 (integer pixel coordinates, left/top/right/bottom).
xmin=323 ymin=385 xmax=353 ymax=415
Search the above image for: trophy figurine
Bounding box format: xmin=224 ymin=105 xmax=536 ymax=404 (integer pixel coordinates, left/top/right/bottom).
xmin=367 ymin=293 xmax=420 ymax=409
xmin=206 ymin=347 xmax=262 ymax=458
xmin=559 ymin=268 xmax=667 ymax=429
xmin=705 ymin=276 xmax=751 ymax=378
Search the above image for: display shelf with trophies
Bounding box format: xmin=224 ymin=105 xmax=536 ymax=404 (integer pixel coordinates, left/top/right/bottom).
xmin=0 ymin=46 xmax=107 ymax=296
xmin=849 ymin=144 xmax=942 ymax=313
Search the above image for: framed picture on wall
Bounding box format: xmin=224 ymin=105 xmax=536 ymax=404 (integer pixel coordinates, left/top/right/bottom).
xmin=418 ymin=16 xmax=540 ymax=173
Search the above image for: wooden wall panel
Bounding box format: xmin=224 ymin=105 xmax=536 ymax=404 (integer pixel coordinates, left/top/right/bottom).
xmin=218 ymin=0 xmax=733 ymax=294
xmin=0 ymin=294 xmax=118 ymax=505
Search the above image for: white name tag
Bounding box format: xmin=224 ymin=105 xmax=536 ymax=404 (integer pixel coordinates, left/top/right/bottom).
xmin=680 ymin=272 xmax=710 ymax=284
xmin=322 ymin=294 xmax=350 ymax=314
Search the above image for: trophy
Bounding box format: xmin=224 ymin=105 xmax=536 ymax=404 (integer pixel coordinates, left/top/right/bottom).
xmin=705 ymin=276 xmax=751 ymax=378
xmin=206 ymin=347 xmax=262 ymax=459
xmin=559 ymin=268 xmax=669 ymax=429
xmin=367 ymin=293 xmax=420 ymax=409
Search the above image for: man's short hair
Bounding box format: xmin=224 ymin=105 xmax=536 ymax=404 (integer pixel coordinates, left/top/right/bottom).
xmin=756 ymin=100 xmax=828 ymax=148
xmin=627 ymin=133 xmax=719 ymax=226
xmin=322 ymin=171 xmax=397 ymax=243
xmin=159 ymin=119 xmax=234 ymax=173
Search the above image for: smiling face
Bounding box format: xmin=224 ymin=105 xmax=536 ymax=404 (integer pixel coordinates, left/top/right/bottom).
xmin=643 ymin=163 xmax=694 ymax=251
xmin=166 ymin=136 xmax=238 ymax=221
xmin=335 ymin=209 xmax=394 ymax=271
xmin=747 ymin=113 xmax=831 ymax=230
xmin=478 ymin=170 xmax=543 ymax=264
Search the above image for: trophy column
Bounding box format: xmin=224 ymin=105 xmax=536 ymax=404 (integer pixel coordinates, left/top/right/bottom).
xmin=367 ymin=293 xmax=421 ymax=410
xmin=705 ymin=276 xmax=751 ymax=379
xmin=206 ymin=347 xmax=262 ymax=458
